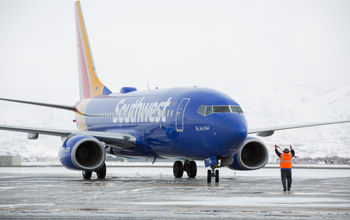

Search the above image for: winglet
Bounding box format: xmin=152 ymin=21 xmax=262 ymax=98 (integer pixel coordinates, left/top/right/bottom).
xmin=75 ymin=1 xmax=112 ymax=100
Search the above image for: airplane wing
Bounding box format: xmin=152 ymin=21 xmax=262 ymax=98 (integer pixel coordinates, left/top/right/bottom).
xmin=0 ymin=98 xmax=76 ymax=112
xmin=0 ymin=124 xmax=136 ymax=148
xmin=0 ymin=98 xmax=136 ymax=148
xmin=248 ymin=120 xmax=350 ymax=137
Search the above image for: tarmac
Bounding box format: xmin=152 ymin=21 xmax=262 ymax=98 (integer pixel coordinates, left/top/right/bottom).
xmin=0 ymin=165 xmax=349 ymax=219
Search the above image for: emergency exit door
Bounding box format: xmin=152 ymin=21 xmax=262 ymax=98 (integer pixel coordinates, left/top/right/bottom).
xmin=175 ymin=98 xmax=190 ymax=132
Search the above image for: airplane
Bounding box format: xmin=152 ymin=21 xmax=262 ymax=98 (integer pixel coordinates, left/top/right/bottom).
xmin=0 ymin=1 xmax=349 ymax=183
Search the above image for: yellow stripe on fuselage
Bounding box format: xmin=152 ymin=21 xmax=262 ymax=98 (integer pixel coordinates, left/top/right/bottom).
xmin=75 ymin=98 xmax=91 ymax=131
xmin=76 ymin=1 xmax=104 ymax=97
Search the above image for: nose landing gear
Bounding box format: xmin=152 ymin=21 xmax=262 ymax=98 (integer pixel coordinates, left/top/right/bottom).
xmin=204 ymin=156 xmax=223 ymax=183
xmin=207 ymin=167 xmax=219 ymax=183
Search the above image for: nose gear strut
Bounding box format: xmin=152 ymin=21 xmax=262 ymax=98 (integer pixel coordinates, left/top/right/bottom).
xmin=204 ymin=156 xmax=223 ymax=183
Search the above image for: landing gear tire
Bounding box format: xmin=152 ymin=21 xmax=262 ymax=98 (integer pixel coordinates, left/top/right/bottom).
xmin=96 ymin=163 xmax=106 ymax=179
xmin=215 ymin=170 xmax=219 ymax=183
xmin=173 ymin=161 xmax=184 ymax=178
xmin=185 ymin=160 xmax=197 ymax=178
xmin=82 ymin=170 xmax=92 ymax=180
xmin=207 ymin=170 xmax=212 ymax=183
xmin=207 ymin=169 xmax=219 ymax=183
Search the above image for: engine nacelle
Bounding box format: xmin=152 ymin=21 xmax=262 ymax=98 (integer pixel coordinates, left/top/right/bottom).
xmin=228 ymin=137 xmax=268 ymax=170
xmin=58 ymin=135 xmax=106 ymax=171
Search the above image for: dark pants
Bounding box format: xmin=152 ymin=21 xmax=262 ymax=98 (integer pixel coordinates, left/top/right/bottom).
xmin=281 ymin=168 xmax=292 ymax=190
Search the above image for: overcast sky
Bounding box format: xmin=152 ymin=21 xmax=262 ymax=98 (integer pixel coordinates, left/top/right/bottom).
xmin=0 ymin=0 xmax=350 ymax=159
xmin=0 ymin=0 xmax=349 ymax=103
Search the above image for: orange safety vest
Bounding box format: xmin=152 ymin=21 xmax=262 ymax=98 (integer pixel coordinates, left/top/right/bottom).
xmin=280 ymin=152 xmax=292 ymax=168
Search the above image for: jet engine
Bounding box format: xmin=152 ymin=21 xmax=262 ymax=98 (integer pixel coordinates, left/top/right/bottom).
xmin=59 ymin=135 xmax=106 ymax=171
xmin=228 ymin=137 xmax=269 ymax=170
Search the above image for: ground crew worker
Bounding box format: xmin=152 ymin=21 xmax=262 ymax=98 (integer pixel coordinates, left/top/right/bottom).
xmin=275 ymin=145 xmax=295 ymax=192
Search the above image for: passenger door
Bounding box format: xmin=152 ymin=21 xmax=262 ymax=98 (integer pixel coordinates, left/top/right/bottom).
xmin=175 ymin=98 xmax=190 ymax=132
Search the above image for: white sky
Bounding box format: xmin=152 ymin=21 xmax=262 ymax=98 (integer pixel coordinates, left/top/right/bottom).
xmin=0 ymin=0 xmax=349 ymax=103
xmin=0 ymin=0 xmax=350 ymax=159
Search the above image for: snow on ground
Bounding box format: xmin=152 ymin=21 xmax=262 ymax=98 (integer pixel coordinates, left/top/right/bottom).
xmin=0 ymin=167 xmax=349 ymax=219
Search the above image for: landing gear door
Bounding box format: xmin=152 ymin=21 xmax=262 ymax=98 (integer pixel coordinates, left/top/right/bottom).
xmin=175 ymin=98 xmax=190 ymax=132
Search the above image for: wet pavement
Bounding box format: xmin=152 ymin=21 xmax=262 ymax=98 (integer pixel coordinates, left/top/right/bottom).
xmin=0 ymin=166 xmax=349 ymax=219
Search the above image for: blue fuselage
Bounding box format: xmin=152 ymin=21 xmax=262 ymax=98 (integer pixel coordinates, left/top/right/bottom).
xmin=76 ymin=87 xmax=248 ymax=160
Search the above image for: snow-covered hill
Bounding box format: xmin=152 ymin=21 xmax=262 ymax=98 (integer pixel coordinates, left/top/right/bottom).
xmin=0 ymin=85 xmax=349 ymax=162
xmin=0 ymin=96 xmax=76 ymax=162
xmin=230 ymin=83 xmax=350 ymax=161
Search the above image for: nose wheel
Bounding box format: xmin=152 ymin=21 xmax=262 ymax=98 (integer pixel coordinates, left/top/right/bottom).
xmin=207 ymin=168 xmax=219 ymax=183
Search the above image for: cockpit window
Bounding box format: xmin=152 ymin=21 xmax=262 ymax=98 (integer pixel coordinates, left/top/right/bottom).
xmin=205 ymin=106 xmax=213 ymax=115
xmin=230 ymin=105 xmax=243 ymax=113
xmin=197 ymin=105 xmax=206 ymax=116
xmin=213 ymin=106 xmax=231 ymax=113
xmin=197 ymin=105 xmax=243 ymax=116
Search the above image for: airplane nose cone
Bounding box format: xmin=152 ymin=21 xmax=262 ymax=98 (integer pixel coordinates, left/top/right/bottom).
xmin=230 ymin=116 xmax=247 ymax=142
xmin=215 ymin=115 xmax=247 ymax=156
xmin=237 ymin=120 xmax=248 ymax=139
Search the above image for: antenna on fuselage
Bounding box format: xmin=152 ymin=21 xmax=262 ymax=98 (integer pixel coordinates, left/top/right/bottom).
xmin=147 ymin=82 xmax=151 ymax=90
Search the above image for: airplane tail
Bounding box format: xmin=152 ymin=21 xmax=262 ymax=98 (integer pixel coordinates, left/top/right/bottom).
xmin=75 ymin=1 xmax=112 ymax=100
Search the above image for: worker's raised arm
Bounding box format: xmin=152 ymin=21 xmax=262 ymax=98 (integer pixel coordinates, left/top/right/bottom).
xmin=275 ymin=145 xmax=281 ymax=157
xmin=290 ymin=145 xmax=295 ymax=157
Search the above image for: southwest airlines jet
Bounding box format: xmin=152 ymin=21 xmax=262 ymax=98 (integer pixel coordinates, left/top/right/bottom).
xmin=0 ymin=1 xmax=349 ymax=183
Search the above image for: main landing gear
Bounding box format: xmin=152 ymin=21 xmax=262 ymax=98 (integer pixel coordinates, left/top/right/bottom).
xmin=173 ymin=160 xmax=197 ymax=178
xmin=82 ymin=162 xmax=106 ymax=180
xmin=207 ymin=168 xmax=219 ymax=183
